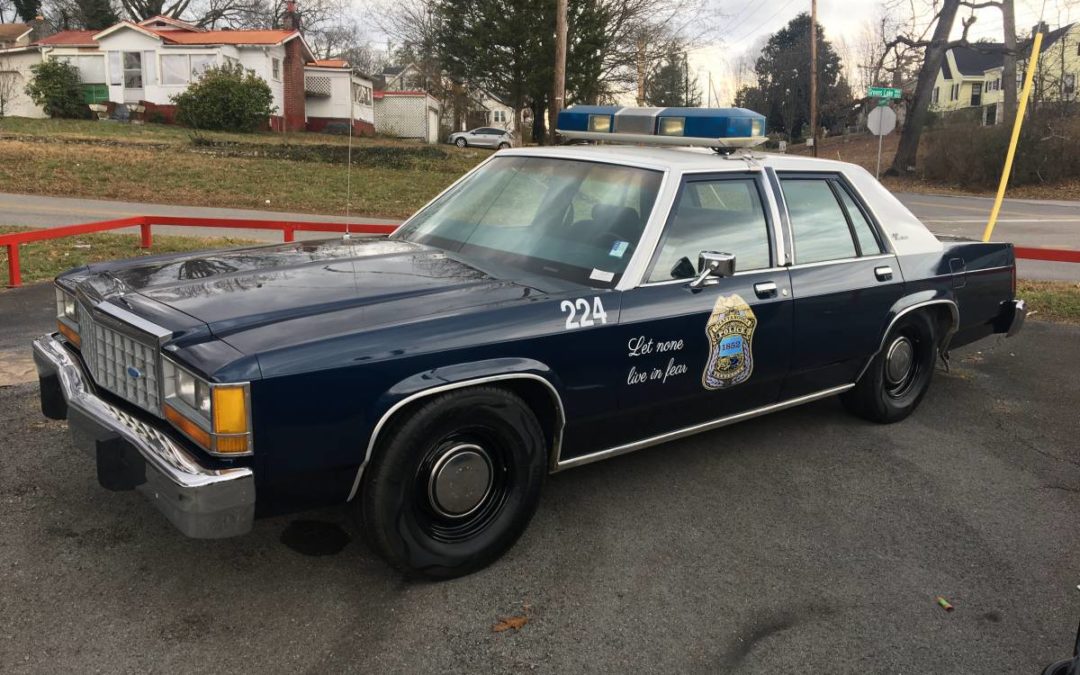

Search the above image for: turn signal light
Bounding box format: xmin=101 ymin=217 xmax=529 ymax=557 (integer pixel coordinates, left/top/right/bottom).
xmin=212 ymin=385 xmax=248 ymax=435
xmin=213 ymin=436 xmax=250 ymax=454
xmin=57 ymin=321 xmax=81 ymax=348
xmin=164 ymin=404 xmax=211 ymax=449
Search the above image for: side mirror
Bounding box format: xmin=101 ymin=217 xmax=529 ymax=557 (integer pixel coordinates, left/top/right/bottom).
xmin=689 ymin=251 xmax=736 ymax=288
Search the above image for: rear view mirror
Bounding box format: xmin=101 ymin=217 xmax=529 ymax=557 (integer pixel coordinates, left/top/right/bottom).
xmin=689 ymin=251 xmax=736 ymax=288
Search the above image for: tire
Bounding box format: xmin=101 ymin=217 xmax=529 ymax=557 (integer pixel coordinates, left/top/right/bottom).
xmin=454 ymin=137 xmax=467 ymax=148
xmin=842 ymin=312 xmax=937 ymax=424
xmin=497 ymin=142 xmax=510 ymax=150
xmin=358 ymin=386 xmax=546 ymax=579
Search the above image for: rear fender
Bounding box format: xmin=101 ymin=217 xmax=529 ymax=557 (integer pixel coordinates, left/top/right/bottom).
xmin=855 ymin=291 xmax=959 ymax=382
xmin=346 ymin=358 xmax=566 ymax=501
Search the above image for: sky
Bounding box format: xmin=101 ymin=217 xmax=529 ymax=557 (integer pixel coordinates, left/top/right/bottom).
xmin=688 ymin=0 xmax=1079 ymax=105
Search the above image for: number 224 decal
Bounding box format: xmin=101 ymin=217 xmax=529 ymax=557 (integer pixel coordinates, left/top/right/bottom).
xmin=560 ymin=297 xmax=608 ymax=330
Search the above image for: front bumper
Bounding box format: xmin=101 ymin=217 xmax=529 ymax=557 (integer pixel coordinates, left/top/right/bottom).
xmin=32 ymin=334 xmax=254 ymax=538
xmin=1000 ymin=298 xmax=1027 ymax=337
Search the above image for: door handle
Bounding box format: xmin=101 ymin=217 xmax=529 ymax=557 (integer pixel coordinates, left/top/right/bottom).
xmin=874 ymin=266 xmax=894 ymax=281
xmin=753 ymin=281 xmax=778 ymax=299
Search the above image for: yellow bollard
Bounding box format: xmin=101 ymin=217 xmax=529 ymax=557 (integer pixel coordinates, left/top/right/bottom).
xmin=983 ymin=31 xmax=1044 ymax=242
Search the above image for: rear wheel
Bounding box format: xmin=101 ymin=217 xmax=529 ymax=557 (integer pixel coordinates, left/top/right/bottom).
xmin=455 ymin=137 xmax=467 ymax=148
xmin=842 ymin=312 xmax=937 ymax=423
xmin=357 ymin=387 xmax=546 ymax=579
xmin=497 ymin=142 xmax=511 ymax=150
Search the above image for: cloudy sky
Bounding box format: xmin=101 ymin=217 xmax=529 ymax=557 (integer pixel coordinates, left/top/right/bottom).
xmin=689 ymin=0 xmax=1079 ymax=105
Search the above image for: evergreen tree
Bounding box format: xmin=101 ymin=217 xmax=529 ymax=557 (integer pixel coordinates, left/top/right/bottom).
xmin=645 ymin=51 xmax=701 ymax=107
xmin=76 ymin=0 xmax=120 ymax=30
xmin=13 ymin=0 xmax=42 ymax=23
xmin=734 ymin=13 xmax=852 ymax=141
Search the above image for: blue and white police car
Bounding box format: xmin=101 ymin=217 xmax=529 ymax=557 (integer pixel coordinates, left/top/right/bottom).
xmin=33 ymin=106 xmax=1024 ymax=578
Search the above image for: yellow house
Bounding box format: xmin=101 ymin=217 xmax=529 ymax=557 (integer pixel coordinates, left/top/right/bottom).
xmin=931 ymin=23 xmax=1078 ymax=124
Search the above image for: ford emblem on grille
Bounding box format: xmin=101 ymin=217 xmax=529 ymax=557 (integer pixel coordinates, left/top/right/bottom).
xmin=126 ymin=366 xmax=143 ymax=379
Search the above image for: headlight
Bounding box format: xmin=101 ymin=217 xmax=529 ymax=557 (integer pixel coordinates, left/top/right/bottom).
xmin=55 ymin=286 xmax=80 ymax=347
xmin=162 ymin=358 xmax=252 ymax=456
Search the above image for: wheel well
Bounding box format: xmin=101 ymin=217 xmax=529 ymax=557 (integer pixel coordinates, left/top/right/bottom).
xmin=922 ymin=304 xmax=957 ymax=350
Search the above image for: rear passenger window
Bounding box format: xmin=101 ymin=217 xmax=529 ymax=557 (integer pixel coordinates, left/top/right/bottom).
xmin=781 ymin=179 xmax=857 ymax=264
xmin=835 ymin=186 xmax=883 ymax=255
xmin=648 ymin=178 xmax=771 ymax=282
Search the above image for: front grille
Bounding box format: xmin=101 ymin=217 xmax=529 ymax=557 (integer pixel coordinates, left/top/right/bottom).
xmin=78 ymin=304 xmax=161 ymax=414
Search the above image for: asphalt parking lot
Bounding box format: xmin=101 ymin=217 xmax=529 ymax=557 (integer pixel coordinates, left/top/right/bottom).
xmin=1 ymin=289 xmax=1078 ymax=673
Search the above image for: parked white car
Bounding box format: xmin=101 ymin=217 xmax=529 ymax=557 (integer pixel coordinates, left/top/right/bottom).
xmin=448 ymin=127 xmax=513 ymax=149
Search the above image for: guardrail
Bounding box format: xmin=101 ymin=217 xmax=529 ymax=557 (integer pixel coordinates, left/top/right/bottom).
xmin=0 ymin=216 xmax=398 ymax=288
xmin=1 ymin=217 xmax=1077 ymax=289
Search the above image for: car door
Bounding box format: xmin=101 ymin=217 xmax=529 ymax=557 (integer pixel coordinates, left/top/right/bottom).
xmin=775 ymin=172 xmax=905 ymax=398
xmin=602 ymin=172 xmax=793 ymax=451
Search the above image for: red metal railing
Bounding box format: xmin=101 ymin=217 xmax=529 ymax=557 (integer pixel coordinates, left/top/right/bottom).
xmin=1 ymin=216 xmax=1077 ymax=289
xmin=0 ymin=216 xmax=398 ymax=288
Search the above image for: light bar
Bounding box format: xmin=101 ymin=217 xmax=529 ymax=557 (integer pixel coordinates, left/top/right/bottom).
xmin=556 ymin=105 xmax=767 ymax=149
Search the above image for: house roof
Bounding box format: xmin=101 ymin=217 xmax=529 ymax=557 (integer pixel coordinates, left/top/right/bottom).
xmin=158 ymin=29 xmax=298 ymax=45
xmin=138 ymin=15 xmax=204 ymax=31
xmin=310 ymin=58 xmax=348 ymax=68
xmin=0 ymin=23 xmax=31 ymax=42
xmin=381 ymin=65 xmax=407 ymax=76
xmin=950 ymin=44 xmax=1005 ymax=76
xmin=34 ymin=30 xmax=98 ymax=46
xmin=1024 ymin=22 xmax=1075 ymax=52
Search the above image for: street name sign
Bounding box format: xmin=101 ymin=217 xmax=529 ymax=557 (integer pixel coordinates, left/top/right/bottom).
xmin=868 ymin=86 xmax=902 ymax=99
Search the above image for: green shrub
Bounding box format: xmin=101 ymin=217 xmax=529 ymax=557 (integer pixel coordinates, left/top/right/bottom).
xmin=172 ymin=63 xmax=276 ymax=133
xmin=922 ymin=116 xmax=1080 ymax=188
xmin=24 ymin=59 xmax=86 ymax=119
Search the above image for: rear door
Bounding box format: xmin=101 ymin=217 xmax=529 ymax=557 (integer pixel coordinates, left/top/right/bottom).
xmin=607 ymin=172 xmax=793 ymax=449
xmin=776 ymin=172 xmax=904 ymax=398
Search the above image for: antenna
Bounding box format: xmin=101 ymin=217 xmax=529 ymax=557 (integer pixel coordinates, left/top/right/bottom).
xmin=345 ymin=73 xmax=354 ymax=240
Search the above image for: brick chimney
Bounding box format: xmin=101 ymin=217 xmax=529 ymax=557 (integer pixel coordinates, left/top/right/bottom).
xmin=281 ymin=2 xmax=306 ymax=132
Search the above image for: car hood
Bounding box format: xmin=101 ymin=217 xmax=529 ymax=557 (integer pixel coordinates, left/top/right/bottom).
xmin=85 ymin=238 xmax=546 ymax=351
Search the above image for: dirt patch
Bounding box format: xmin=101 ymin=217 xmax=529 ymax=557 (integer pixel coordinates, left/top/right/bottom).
xmin=0 ymin=348 xmax=36 ymax=386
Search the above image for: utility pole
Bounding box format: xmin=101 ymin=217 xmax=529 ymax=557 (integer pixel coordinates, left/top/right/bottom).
xmin=551 ymin=0 xmax=568 ymax=145
xmin=809 ymin=0 xmax=818 ymax=156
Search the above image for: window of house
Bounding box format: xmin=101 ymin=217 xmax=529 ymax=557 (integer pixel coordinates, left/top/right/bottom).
xmin=932 ymin=87 xmax=939 ymax=104
xmin=353 ymin=83 xmax=372 ymax=105
xmin=648 ymin=178 xmax=771 ymax=281
xmin=781 ymin=178 xmax=863 ymax=264
xmin=162 ymin=54 xmax=190 ymax=85
xmin=57 ymin=55 xmax=106 ymax=84
xmin=492 ymin=110 xmax=507 ymax=124
xmin=123 ymin=52 xmax=143 ymax=89
xmin=272 ymin=57 xmax=281 ymax=81
xmin=190 ymin=54 xmax=214 ymax=79
xmin=1066 ymin=73 xmax=1076 ymax=96
xmin=108 ymin=51 xmax=121 ymax=85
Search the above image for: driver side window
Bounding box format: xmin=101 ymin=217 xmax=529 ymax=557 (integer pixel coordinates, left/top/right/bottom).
xmin=647 ymin=177 xmax=772 ymax=282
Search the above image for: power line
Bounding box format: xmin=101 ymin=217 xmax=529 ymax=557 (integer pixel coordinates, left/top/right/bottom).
xmin=726 ymin=0 xmax=801 ymax=44
xmin=721 ymin=0 xmax=765 ymax=39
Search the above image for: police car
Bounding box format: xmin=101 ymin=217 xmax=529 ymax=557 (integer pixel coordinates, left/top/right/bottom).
xmin=33 ymin=106 xmax=1025 ymax=578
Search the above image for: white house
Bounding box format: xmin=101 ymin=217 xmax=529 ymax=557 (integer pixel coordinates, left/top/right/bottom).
xmin=0 ymin=7 xmax=374 ymax=134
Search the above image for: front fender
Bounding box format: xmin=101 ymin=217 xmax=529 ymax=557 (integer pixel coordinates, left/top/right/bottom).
xmin=346 ymin=358 xmax=566 ymax=501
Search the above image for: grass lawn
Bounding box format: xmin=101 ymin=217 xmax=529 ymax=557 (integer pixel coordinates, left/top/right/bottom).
xmin=0 ymin=118 xmax=488 ymax=219
xmin=1017 ymin=280 xmax=1080 ymax=325
xmin=0 ymin=225 xmax=259 ymax=286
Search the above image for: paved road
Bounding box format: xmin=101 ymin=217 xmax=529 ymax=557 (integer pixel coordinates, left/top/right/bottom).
xmin=1 ymin=191 xmax=1076 ymax=279
xmin=895 ymin=192 xmax=1079 ymax=281
xmin=0 ymin=282 xmax=1077 ymax=672
xmin=0 ymin=192 xmax=402 ymax=242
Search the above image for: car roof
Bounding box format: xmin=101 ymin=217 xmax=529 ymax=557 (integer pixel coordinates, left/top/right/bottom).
xmin=499 ymin=144 xmax=856 ymax=174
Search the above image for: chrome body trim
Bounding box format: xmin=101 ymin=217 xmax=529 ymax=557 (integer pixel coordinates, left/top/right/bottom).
xmin=346 ymin=373 xmax=566 ymax=502
xmin=32 ymin=334 xmax=254 ymax=538
xmin=555 ymin=384 xmax=855 ymax=471
xmin=854 ymin=299 xmax=960 ymax=383
xmin=96 ymin=300 xmax=173 ymax=340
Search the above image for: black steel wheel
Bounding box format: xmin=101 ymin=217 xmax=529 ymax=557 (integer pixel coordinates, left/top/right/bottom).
xmin=842 ymin=312 xmax=937 ymax=423
xmin=357 ymin=387 xmax=546 ymax=579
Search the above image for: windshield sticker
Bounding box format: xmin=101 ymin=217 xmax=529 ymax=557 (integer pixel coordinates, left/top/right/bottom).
xmin=589 ymin=269 xmax=615 ymax=283
xmin=703 ymin=294 xmax=757 ymax=390
xmin=608 ymin=241 xmax=630 ymax=258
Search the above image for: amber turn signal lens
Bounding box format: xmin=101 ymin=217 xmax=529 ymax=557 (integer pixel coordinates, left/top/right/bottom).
xmin=213 ymin=436 xmax=250 ymax=454
xmin=58 ymin=321 xmax=80 ymax=348
xmin=164 ymin=404 xmax=211 ymax=449
xmin=212 ymin=385 xmax=248 ymax=435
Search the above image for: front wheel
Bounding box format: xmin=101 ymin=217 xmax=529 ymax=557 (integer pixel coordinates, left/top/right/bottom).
xmin=454 ymin=137 xmax=467 ymax=148
xmin=842 ymin=312 xmax=937 ymax=423
xmin=357 ymin=387 xmax=546 ymax=579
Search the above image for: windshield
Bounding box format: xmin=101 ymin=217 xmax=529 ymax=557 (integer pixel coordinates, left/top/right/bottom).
xmin=393 ymin=156 xmax=664 ymax=287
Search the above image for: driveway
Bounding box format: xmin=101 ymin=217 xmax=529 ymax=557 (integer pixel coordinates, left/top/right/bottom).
xmin=0 ymin=278 xmax=1076 ymax=672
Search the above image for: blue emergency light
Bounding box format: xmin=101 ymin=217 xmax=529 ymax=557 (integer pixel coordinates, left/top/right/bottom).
xmin=556 ymin=105 xmax=767 ymax=149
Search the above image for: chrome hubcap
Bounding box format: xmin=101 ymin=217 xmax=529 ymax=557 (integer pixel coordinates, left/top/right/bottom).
xmin=885 ymin=336 xmax=915 ymax=385
xmin=427 ymin=444 xmax=493 ymax=519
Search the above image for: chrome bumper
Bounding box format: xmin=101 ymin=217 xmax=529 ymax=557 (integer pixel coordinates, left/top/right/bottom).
xmin=32 ymin=334 xmax=254 ymax=538
xmin=1004 ymin=299 xmax=1027 ymax=337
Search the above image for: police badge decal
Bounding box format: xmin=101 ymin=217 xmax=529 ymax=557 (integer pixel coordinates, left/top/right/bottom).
xmin=702 ymin=294 xmax=757 ymax=390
